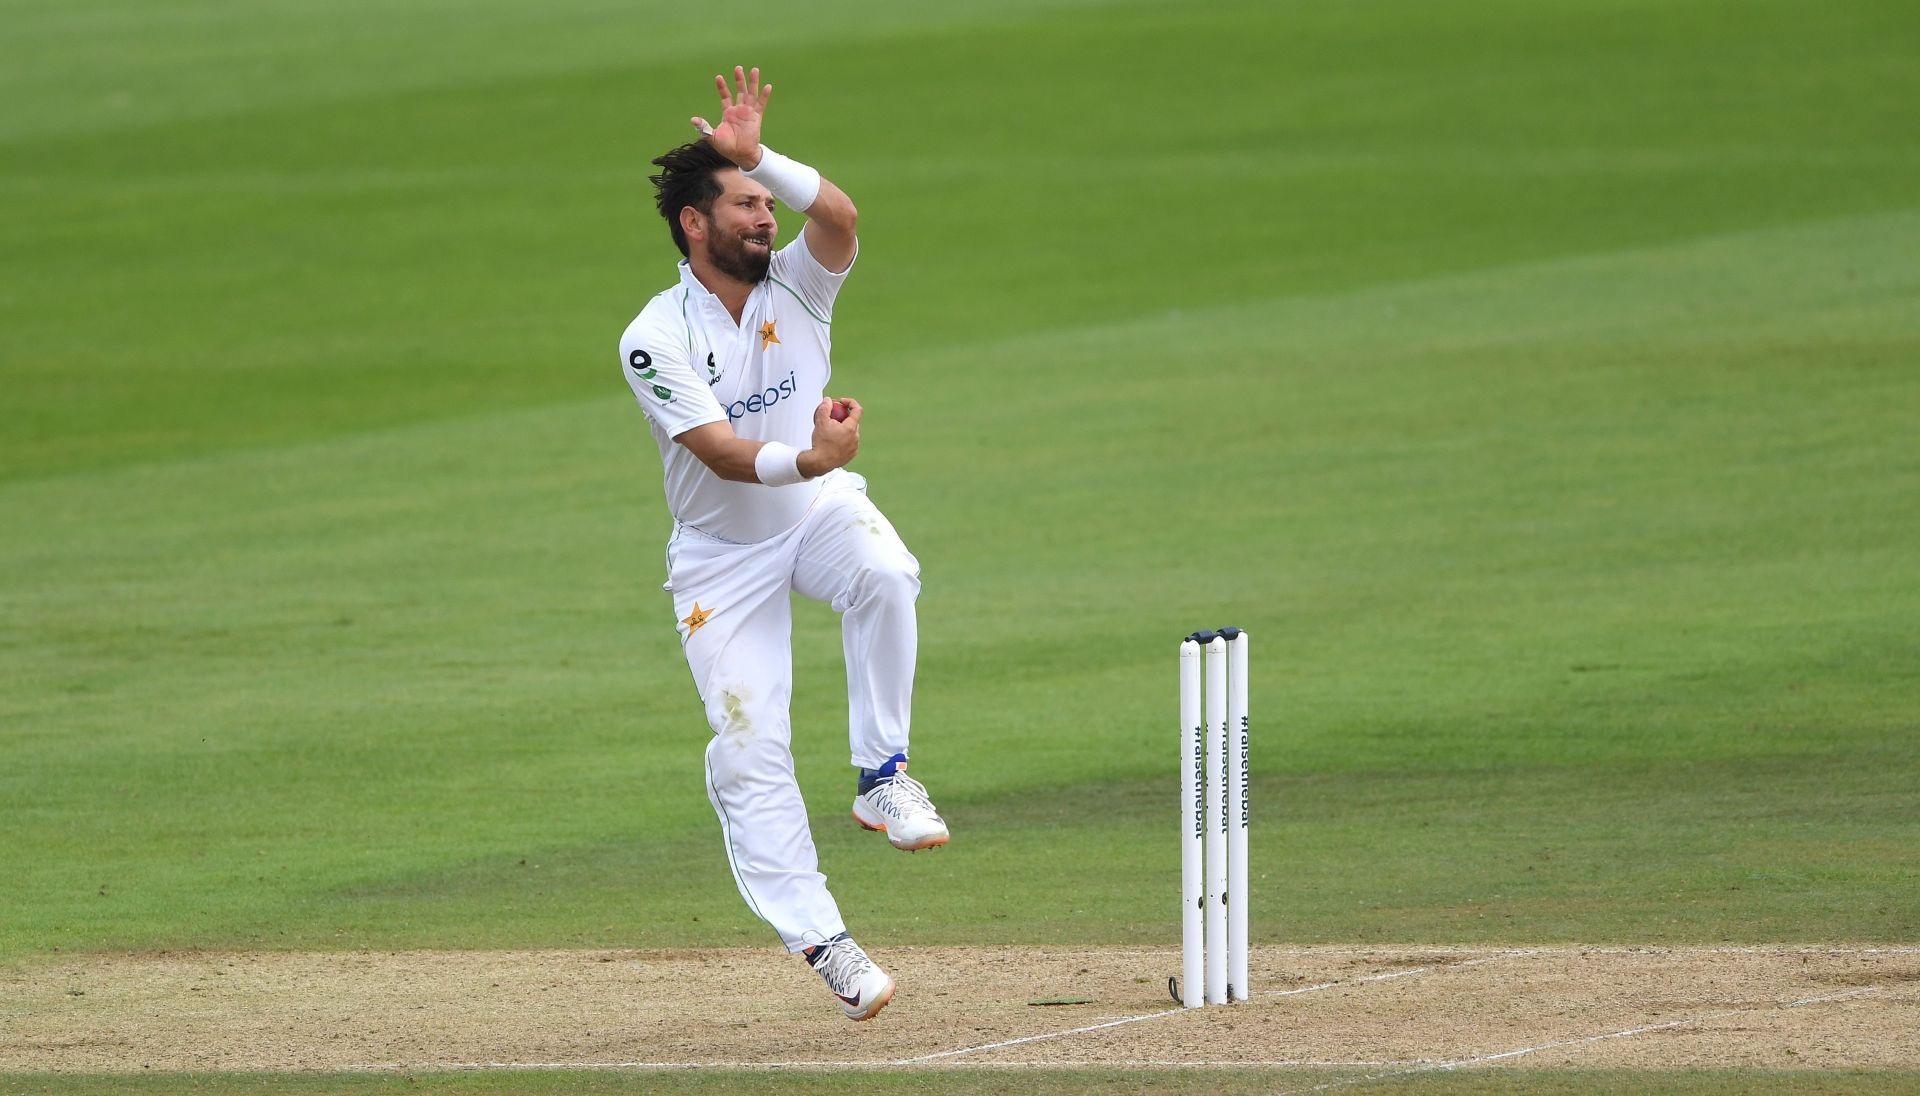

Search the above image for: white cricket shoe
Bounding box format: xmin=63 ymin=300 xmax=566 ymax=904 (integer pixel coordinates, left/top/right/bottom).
xmin=852 ymin=754 xmax=950 ymax=851
xmin=803 ymin=933 xmax=896 ymax=1021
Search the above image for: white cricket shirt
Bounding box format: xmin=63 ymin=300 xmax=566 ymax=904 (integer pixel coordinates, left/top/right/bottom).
xmin=618 ymin=228 xmax=853 ymax=544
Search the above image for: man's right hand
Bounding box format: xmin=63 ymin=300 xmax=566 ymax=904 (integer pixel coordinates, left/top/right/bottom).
xmin=693 ymin=66 xmax=770 ymax=169
xmin=799 ymin=397 xmax=861 ymax=477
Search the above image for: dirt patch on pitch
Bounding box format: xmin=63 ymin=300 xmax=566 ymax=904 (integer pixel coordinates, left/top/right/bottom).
xmin=3 ymin=946 xmax=1916 ymax=1074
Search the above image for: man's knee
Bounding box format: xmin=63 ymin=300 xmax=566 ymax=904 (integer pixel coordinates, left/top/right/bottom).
xmin=701 ymin=680 xmax=791 ymax=748
xmin=704 ymin=712 xmax=796 ymax=792
xmin=853 ymin=557 xmax=919 ymax=609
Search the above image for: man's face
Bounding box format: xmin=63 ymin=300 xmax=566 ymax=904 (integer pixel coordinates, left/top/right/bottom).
xmin=697 ymin=170 xmax=777 ymax=283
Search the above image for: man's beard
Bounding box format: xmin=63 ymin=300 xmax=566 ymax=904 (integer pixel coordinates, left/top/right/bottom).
xmin=709 ymin=229 xmax=771 ymax=284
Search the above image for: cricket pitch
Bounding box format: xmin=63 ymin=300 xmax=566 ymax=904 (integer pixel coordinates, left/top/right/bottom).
xmin=4 ymin=945 xmax=1916 ymax=1075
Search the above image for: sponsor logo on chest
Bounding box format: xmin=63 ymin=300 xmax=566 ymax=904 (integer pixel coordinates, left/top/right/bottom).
xmin=726 ymin=370 xmax=798 ymax=422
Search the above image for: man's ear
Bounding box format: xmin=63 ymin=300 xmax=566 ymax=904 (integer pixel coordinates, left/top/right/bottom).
xmin=680 ymin=205 xmax=706 ymax=245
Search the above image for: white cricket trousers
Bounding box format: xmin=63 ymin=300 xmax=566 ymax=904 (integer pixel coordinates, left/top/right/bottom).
xmin=664 ymin=470 xmax=921 ymax=952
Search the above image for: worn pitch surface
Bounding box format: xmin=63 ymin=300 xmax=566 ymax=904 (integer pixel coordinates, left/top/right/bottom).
xmin=4 ymin=946 xmax=1915 ymax=1074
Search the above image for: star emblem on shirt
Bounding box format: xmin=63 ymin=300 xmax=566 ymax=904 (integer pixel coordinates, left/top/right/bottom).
xmin=681 ymin=602 xmax=714 ymax=638
xmin=759 ymin=320 xmax=780 ymax=350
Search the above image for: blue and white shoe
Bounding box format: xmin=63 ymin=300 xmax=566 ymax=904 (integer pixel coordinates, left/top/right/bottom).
xmin=853 ymin=753 xmax=950 ymax=851
xmin=802 ymin=933 xmax=896 ymax=1021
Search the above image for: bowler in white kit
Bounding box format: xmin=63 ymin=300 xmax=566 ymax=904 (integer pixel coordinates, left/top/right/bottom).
xmin=617 ymin=67 xmax=946 ymax=1021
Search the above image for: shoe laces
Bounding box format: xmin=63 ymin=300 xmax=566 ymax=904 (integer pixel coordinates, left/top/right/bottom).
xmin=872 ymin=771 xmax=937 ymax=818
xmin=812 ymin=938 xmax=874 ymax=990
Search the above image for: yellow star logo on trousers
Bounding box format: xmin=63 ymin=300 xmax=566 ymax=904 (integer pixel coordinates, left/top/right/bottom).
xmin=759 ymin=320 xmax=780 ymax=350
xmin=681 ymin=602 xmax=714 ymax=638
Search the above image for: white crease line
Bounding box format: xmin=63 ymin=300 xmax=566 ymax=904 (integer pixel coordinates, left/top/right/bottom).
xmin=1268 ymin=984 xmax=1888 ymax=1095
xmin=1262 ymin=948 xmax=1538 ymax=999
xmin=1445 ymin=1015 xmax=1718 ymax=1067
xmin=907 ymin=949 xmax=1542 ymax=1069
xmin=1274 ymin=967 xmax=1428 ymax=998
xmin=1438 ymin=985 xmax=1884 ymax=1068
xmin=1267 ymin=968 xmax=1423 ymax=998
xmin=1268 ymin=980 xmax=1341 ymax=997
xmin=909 ymin=962 xmax=1419 ymax=1065
xmin=1784 ymin=986 xmax=1886 ymax=1008
xmin=893 ymin=1006 xmax=1188 ymax=1065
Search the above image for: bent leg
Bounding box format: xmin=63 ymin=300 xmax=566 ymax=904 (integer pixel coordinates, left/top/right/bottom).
xmin=792 ymin=482 xmax=922 ymax=768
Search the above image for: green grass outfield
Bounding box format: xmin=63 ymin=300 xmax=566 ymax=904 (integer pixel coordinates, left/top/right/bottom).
xmin=3 ymin=0 xmax=1916 ymax=1090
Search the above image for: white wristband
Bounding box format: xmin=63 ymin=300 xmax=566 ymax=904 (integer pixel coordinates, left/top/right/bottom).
xmin=753 ymin=441 xmax=808 ymax=486
xmin=743 ymin=146 xmax=821 ymax=213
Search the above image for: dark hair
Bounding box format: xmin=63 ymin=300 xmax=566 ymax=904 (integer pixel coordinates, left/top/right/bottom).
xmin=650 ymin=141 xmax=734 ymax=258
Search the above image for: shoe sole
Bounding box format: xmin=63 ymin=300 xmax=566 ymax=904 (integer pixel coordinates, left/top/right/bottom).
xmin=852 ymin=810 xmax=950 ymax=851
xmin=847 ymin=978 xmax=897 ymax=1021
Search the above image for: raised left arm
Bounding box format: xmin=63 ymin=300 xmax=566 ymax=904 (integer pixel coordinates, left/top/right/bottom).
xmin=694 ymin=66 xmax=858 ymax=273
